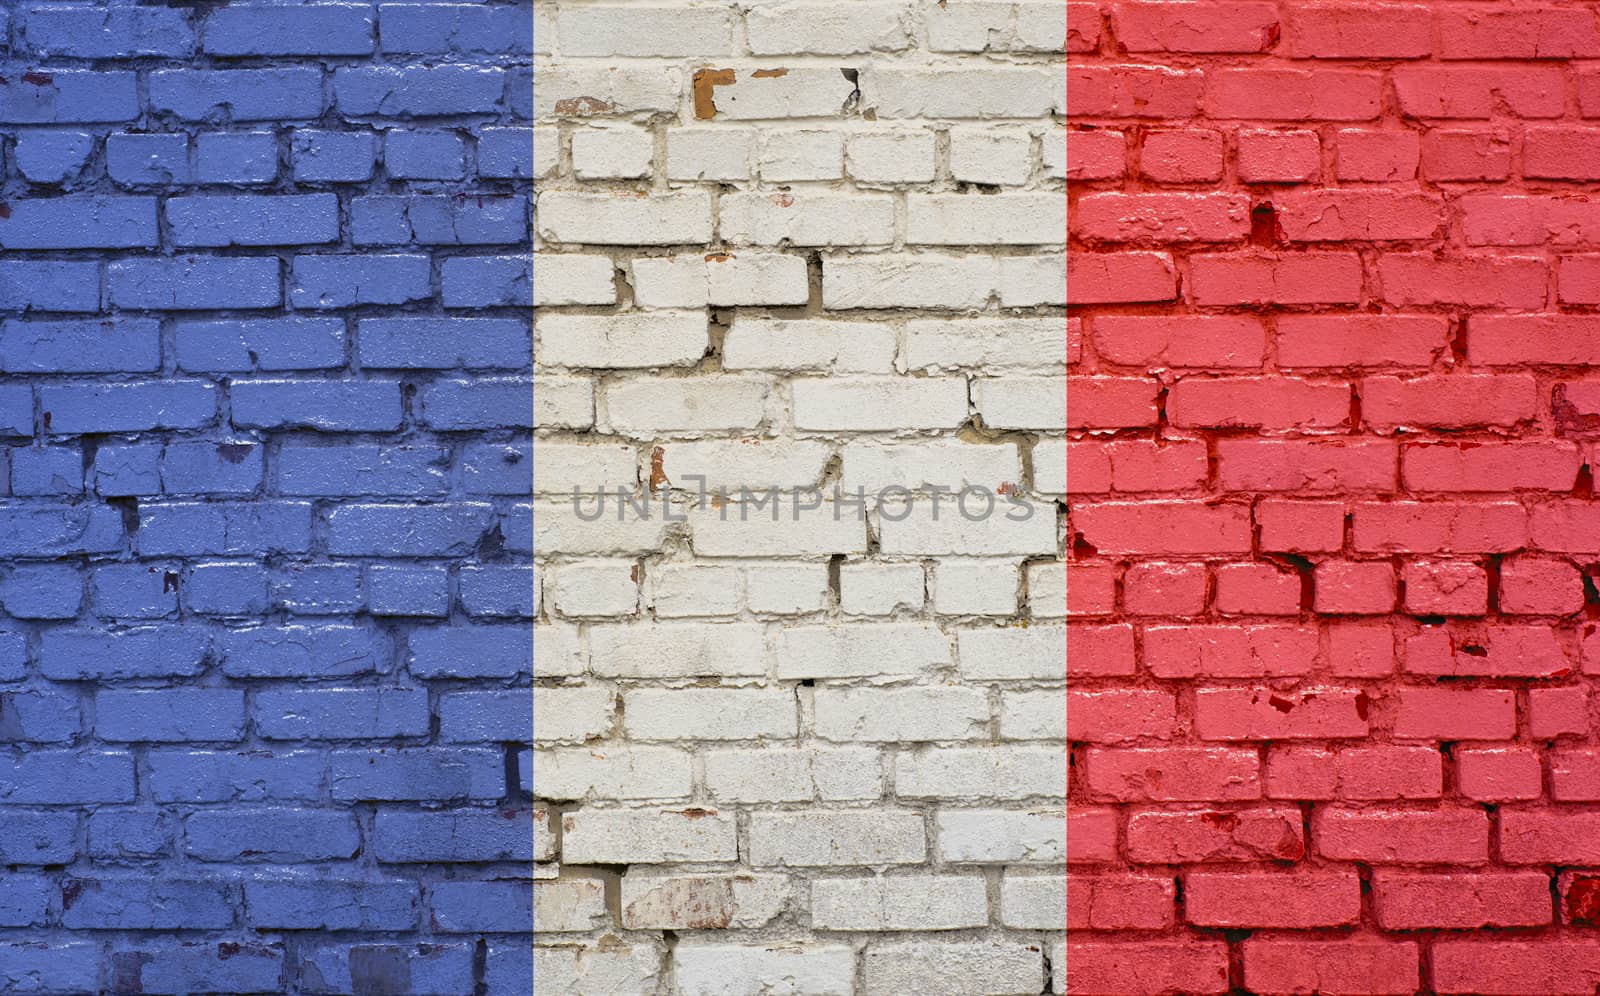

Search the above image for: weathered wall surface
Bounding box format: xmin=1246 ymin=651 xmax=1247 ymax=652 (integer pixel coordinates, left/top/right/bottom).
xmin=1070 ymin=3 xmax=1600 ymax=993
xmin=0 ymin=3 xmax=533 ymax=992
xmin=532 ymin=2 xmax=1067 ymax=993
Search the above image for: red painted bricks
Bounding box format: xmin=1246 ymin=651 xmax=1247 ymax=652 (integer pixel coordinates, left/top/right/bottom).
xmin=1069 ymin=4 xmax=1600 ymax=991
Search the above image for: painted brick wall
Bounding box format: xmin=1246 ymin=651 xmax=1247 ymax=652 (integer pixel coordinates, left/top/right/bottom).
xmin=1070 ymin=3 xmax=1600 ymax=994
xmin=0 ymin=3 xmax=533 ymax=993
xmin=532 ymin=2 xmax=1066 ymax=993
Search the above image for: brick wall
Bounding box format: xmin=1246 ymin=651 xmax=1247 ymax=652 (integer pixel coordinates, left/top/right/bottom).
xmin=532 ymin=2 xmax=1066 ymax=993
xmin=1070 ymin=3 xmax=1600 ymax=994
xmin=0 ymin=4 xmax=533 ymax=993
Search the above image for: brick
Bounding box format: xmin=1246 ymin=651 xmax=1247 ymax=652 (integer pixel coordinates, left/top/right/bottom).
xmin=1404 ymin=442 xmax=1582 ymax=493
xmin=1336 ymin=128 xmax=1419 ymax=181
xmin=1204 ymin=68 xmax=1382 ymax=120
xmin=1146 ymin=624 xmax=1318 ymax=678
xmin=539 ymin=191 xmax=712 ymax=246
xmin=137 ymin=504 xmax=314 ymax=560
xmin=1352 ymin=501 xmax=1527 ymax=554
xmin=96 ymin=690 xmax=243 ymax=743
xmin=1076 ymin=191 xmax=1248 ymax=244
xmin=39 ymin=382 xmax=218 ymax=436
xmin=183 ymin=563 xmax=273 ymax=617
xmin=290 ymin=254 xmax=431 ymax=309
xmin=1067 ymin=872 xmax=1171 ymax=930
xmin=1402 ymin=561 xmax=1489 ymax=615
xmin=1073 ymin=501 xmax=1253 ymax=555
xmin=1285 ymin=745 xmax=1442 ymax=800
xmin=204 ymin=5 xmax=374 ymax=55
xmin=1188 ymin=870 xmax=1361 ymax=928
xmin=1394 ymin=688 xmax=1515 ymax=739
xmin=1439 ymin=8 xmax=1600 ymax=60
xmin=949 ymin=126 xmax=1034 ymax=185
xmin=1405 ymin=625 xmax=1571 ymax=678
xmin=1530 ymin=687 xmax=1589 ymax=739
xmin=1085 ymin=746 xmax=1261 ymax=801
xmin=1275 ymin=189 xmax=1443 ymax=241
xmin=291 ymin=129 xmax=377 ymax=183
xmin=1313 ymin=561 xmax=1397 ymax=614
xmin=1067 ymin=2 xmax=1102 ymax=51
xmin=1069 ymin=65 xmax=1204 ymax=118
xmin=759 ymin=129 xmax=844 ymax=182
xmin=1170 ymin=377 xmax=1350 ymax=430
xmin=1189 ymin=251 xmax=1363 ymax=305
xmin=908 ymin=193 xmax=1067 ymax=245
xmin=13 ymin=130 xmax=94 ymax=184
xmin=534 ymin=64 xmax=680 ymax=119
xmin=705 ymin=746 xmax=881 ymax=803
xmin=1124 ymin=563 xmax=1207 ymax=616
xmin=671 ymin=127 xmax=756 ymax=182
xmin=1376 ymin=256 xmax=1548 ymax=310
xmin=1069 ymin=130 xmax=1128 ymax=181
xmin=1433 ymin=940 xmax=1600 ymax=995
xmin=728 ymin=192 xmax=894 ymax=248
xmin=231 ymin=380 xmax=401 ymax=432
xmin=1257 ymin=500 xmax=1346 ymax=553
xmin=813 ymin=875 xmax=986 ymax=930
xmin=1117 ymin=1 xmax=1278 ymax=53
xmin=152 ymin=69 xmax=323 ymax=122
xmin=333 ymin=66 xmax=505 ymax=117
xmin=1139 ymin=130 xmax=1223 ymax=183
xmin=1126 ymin=807 xmax=1305 ymax=863
xmin=1316 ymin=807 xmax=1489 ymax=863
xmin=1066 ymin=941 xmax=1229 ymax=996
xmin=1243 ymin=938 xmax=1418 ymax=996
xmin=0 ymin=196 xmax=157 ymax=250
xmin=678 ymin=945 xmax=853 ymax=995
xmin=1423 ymin=128 xmax=1513 ymax=180
xmin=146 ymin=750 xmax=322 ymax=804
xmin=1107 ymin=440 xmax=1208 ymax=492
xmin=624 ymin=688 xmax=796 ymax=741
xmin=1219 ymin=439 xmax=1395 ymax=493
xmin=374 ymin=809 xmax=536 ymax=864
xmin=331 ymin=747 xmax=502 ymax=802
xmin=1195 ymin=686 xmax=1370 ymax=740
xmin=563 ymin=808 xmax=737 ymax=864
xmin=175 ymin=318 xmax=345 ymax=373
xmin=301 ymin=944 xmax=471 ymax=994
xmin=0 ymin=260 xmax=100 ymax=313
xmin=570 ymin=126 xmax=651 ymax=180
xmin=253 ymin=687 xmax=425 ymax=738
xmin=1463 ymin=194 xmax=1600 ymax=247
xmin=815 ymin=687 xmax=988 ymax=741
xmin=61 ymin=878 xmax=232 ymax=929
xmin=938 ymin=809 xmax=1064 ymax=864
xmin=1068 ymin=251 xmax=1178 ymax=303
xmin=865 ymin=66 xmax=1063 ymax=119
xmin=24 ymin=6 xmax=193 ymax=58
xmin=1393 ymin=66 xmax=1566 ymax=118
xmin=528 ymin=691 xmax=608 ymax=746
xmin=1286 ymin=3 xmax=1431 ymax=57
xmin=1237 ymin=129 xmax=1321 ymax=182
xmin=380 ymin=4 xmax=533 ymax=55
xmin=532 ymin=746 xmax=691 ymax=801
xmin=897 ymin=746 xmax=1066 ymax=800
xmin=1459 ymin=748 xmax=1544 ymax=801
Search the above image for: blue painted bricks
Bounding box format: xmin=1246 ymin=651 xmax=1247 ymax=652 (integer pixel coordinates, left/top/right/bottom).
xmin=0 ymin=2 xmax=533 ymax=992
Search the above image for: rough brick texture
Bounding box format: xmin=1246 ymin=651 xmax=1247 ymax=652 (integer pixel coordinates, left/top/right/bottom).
xmin=534 ymin=2 xmax=1066 ymax=993
xmin=0 ymin=2 xmax=532 ymax=993
xmin=1071 ymin=4 xmax=1600 ymax=994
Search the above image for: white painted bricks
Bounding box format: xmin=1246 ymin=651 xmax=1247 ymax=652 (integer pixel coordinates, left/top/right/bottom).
xmin=534 ymin=0 xmax=1065 ymax=989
